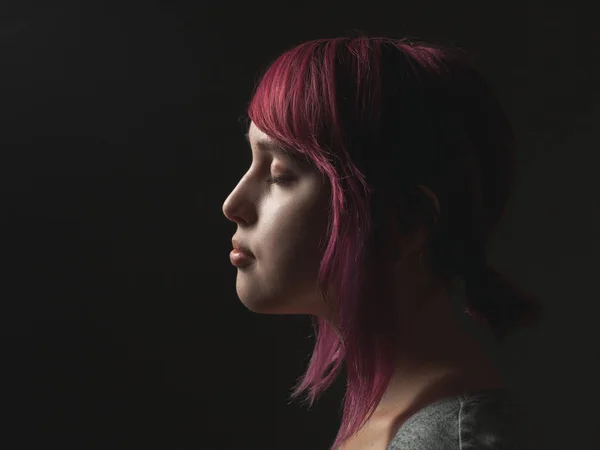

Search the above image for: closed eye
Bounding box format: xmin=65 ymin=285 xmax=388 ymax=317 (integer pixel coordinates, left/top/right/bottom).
xmin=266 ymin=176 xmax=294 ymax=186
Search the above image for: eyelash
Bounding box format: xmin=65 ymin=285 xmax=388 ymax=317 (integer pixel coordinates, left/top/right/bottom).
xmin=266 ymin=176 xmax=293 ymax=186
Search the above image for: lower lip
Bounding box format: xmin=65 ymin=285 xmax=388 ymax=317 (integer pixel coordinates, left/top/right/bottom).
xmin=230 ymin=249 xmax=254 ymax=267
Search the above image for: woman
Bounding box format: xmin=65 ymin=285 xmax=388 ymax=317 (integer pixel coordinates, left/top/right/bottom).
xmin=223 ymin=35 xmax=543 ymax=450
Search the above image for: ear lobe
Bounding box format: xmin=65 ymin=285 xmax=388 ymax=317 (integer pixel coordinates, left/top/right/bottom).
xmin=416 ymin=184 xmax=441 ymax=226
xmin=394 ymin=185 xmax=441 ymax=258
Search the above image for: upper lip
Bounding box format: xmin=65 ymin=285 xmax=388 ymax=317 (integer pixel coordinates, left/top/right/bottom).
xmin=232 ymin=238 xmax=254 ymax=257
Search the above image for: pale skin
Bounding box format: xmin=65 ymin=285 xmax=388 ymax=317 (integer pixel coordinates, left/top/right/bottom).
xmin=223 ymin=122 xmax=507 ymax=450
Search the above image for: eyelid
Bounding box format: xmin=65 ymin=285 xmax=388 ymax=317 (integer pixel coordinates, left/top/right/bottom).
xmin=245 ymin=163 xmax=295 ymax=183
xmin=250 ymin=157 xmax=294 ymax=173
xmin=249 ymin=145 xmax=305 ymax=169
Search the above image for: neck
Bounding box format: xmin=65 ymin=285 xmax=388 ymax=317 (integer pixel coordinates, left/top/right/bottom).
xmin=373 ymin=279 xmax=507 ymax=418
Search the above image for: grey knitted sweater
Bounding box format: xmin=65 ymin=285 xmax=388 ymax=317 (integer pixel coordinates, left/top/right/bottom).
xmin=338 ymin=388 xmax=529 ymax=450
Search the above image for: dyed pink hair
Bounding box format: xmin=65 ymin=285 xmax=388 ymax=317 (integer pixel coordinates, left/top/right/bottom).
xmin=242 ymin=35 xmax=544 ymax=450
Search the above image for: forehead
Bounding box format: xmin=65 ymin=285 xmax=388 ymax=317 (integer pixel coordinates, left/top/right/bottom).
xmin=245 ymin=121 xmax=311 ymax=168
xmin=247 ymin=121 xmax=272 ymax=144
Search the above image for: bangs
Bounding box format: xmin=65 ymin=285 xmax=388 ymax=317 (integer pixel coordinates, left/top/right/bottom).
xmin=246 ymin=39 xmax=387 ymax=170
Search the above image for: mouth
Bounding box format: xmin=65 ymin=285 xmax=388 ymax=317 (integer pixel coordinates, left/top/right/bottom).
xmin=231 ymin=238 xmax=254 ymax=257
xmin=230 ymin=248 xmax=254 ymax=267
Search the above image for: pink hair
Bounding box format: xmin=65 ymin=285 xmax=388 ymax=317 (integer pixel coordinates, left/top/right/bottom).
xmin=242 ymin=35 xmax=544 ymax=450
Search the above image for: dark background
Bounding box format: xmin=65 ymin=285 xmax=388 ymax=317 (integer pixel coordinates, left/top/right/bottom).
xmin=1 ymin=1 xmax=598 ymax=449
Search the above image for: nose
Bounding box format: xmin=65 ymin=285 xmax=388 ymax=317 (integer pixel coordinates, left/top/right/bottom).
xmin=223 ymin=196 xmax=249 ymax=228
xmin=222 ymin=194 xmax=240 ymax=224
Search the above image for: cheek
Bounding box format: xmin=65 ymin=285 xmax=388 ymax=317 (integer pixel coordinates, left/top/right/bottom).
xmin=258 ymin=175 xmax=331 ymax=276
xmin=262 ymin=198 xmax=329 ymax=284
xmin=236 ymin=200 xmax=331 ymax=316
xmin=272 ymin=210 xmax=325 ymax=268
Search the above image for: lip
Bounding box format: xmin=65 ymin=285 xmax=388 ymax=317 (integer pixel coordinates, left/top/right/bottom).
xmin=230 ymin=249 xmax=254 ymax=267
xmin=231 ymin=238 xmax=254 ymax=257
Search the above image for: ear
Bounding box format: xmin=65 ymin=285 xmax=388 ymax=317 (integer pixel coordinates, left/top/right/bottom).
xmin=416 ymin=184 xmax=441 ymax=225
xmin=387 ymin=184 xmax=441 ymax=261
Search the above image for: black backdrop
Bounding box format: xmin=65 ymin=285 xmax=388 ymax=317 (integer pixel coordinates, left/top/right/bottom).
xmin=2 ymin=1 xmax=598 ymax=449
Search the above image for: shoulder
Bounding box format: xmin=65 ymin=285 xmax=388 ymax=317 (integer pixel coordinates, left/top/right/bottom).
xmin=387 ymin=389 xmax=529 ymax=450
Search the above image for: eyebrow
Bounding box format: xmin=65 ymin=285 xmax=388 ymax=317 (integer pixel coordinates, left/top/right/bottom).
xmin=244 ymin=132 xmax=307 ymax=164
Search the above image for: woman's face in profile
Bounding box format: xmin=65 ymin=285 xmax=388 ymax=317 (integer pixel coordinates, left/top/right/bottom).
xmin=222 ymin=121 xmax=333 ymax=318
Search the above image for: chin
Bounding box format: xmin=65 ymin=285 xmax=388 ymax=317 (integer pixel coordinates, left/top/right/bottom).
xmin=240 ymin=298 xmax=313 ymax=316
xmin=240 ymin=299 xmax=286 ymax=315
